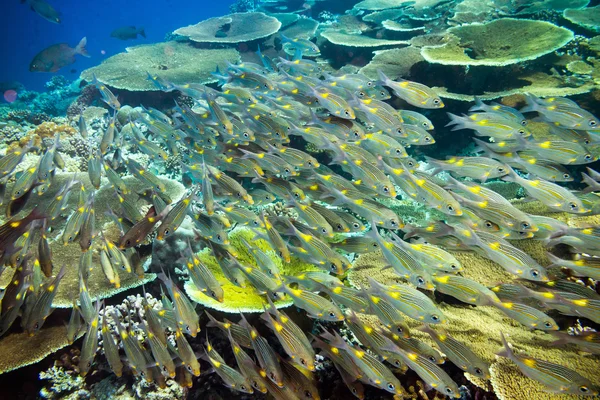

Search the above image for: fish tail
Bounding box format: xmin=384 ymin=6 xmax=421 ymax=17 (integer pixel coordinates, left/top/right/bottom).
xmin=424 ymin=156 xmax=442 ymax=175
xmin=76 ymin=37 xmax=90 ymax=58
xmin=581 ymin=172 xmax=598 ymax=193
xmin=376 ymin=69 xmax=389 ymax=86
xmin=500 ymin=165 xmax=519 ymax=183
xmin=520 ymin=94 xmax=540 ymax=114
xmin=139 ymin=27 xmax=146 ymax=38
xmin=444 ymin=113 xmax=466 ymax=130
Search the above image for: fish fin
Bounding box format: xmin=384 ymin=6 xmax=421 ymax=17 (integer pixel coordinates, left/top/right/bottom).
xmin=496 ymin=332 xmax=514 ymax=359
xmin=76 ymin=37 xmax=90 ymax=58
xmin=468 ymin=96 xmax=485 ymax=112
xmin=139 ymin=27 xmax=146 ymax=38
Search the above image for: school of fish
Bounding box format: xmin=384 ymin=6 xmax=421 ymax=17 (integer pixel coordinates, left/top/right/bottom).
xmin=0 ymin=41 xmax=599 ymax=398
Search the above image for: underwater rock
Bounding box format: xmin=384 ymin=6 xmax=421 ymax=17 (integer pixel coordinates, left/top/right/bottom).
xmin=174 ymin=12 xmax=281 ymax=44
xmin=80 ymin=42 xmax=240 ymax=91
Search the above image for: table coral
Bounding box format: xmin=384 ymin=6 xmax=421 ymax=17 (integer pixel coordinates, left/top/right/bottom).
xmin=174 ymin=12 xmax=281 ymax=43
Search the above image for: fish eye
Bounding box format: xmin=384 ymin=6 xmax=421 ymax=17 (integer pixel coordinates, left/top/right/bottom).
xmin=300 ymin=359 xmax=306 ymax=365
xmin=544 ymin=321 xmax=552 ymax=328
xmin=210 ymin=290 xmax=216 ymax=297
xmin=126 ymin=240 xmax=132 ymax=246
xmin=185 ymin=325 xmax=191 ymax=332
xmin=285 ymin=168 xmax=290 ymax=174
xmin=34 ymin=322 xmax=39 ymax=330
xmin=396 ymin=128 xmax=403 ymax=135
xmin=445 ymin=387 xmax=454 ymax=394
xmin=372 ymin=243 xmax=379 ymax=248
xmin=417 ymin=277 xmax=425 ymax=285
xmin=321 ymin=228 xmax=327 ymax=234
xmin=351 ymin=388 xmax=358 ymax=394
xmin=518 ymin=129 xmax=526 ymax=135
xmin=579 ymin=386 xmax=589 ymax=393
xmin=186 ymin=365 xmax=192 ymax=372
xmin=269 ymin=372 xmax=275 ymax=379
xmin=422 ymin=122 xmax=428 ymax=128
xmin=485 ymin=221 xmax=493 ymax=228
xmin=387 ymin=383 xmax=395 ymax=391
xmin=431 ymin=315 xmax=440 ymax=322
xmin=531 ymin=269 xmax=540 ymax=278
xmin=294 ymin=192 xmax=300 ymax=198
xmin=569 ymin=202 xmax=578 ymax=210
xmin=243 ymin=133 xmax=249 ymax=138
xmin=474 ymin=367 xmax=482 ymax=375
xmin=589 ymin=120 xmax=597 ymax=127
xmin=396 ymin=149 xmax=402 ymax=154
xmin=522 ymin=222 xmax=530 ymax=229
xmin=237 ymin=192 xmax=242 ymax=198
xmin=428 ymin=355 xmax=437 ymax=362
xmin=329 ymin=311 xmax=336 ymax=318
xmin=585 ymin=154 xmax=592 ymax=160
xmin=304 ymin=390 xmax=312 ymax=398
xmin=344 ymin=111 xmax=351 ymax=116
xmin=162 ymin=366 xmax=167 ymax=372
xmin=394 ymin=360 xmax=402 ymax=367
xmin=498 ymin=167 xmax=505 ymax=172
xmin=433 ymin=99 xmax=441 ymax=105
xmin=216 ymin=234 xmax=222 ymax=241
xmin=367 ymin=81 xmax=373 ymax=87
xmin=275 ymin=132 xmax=280 ymax=137
xmin=330 ymin=263 xmax=337 ymax=272
xmin=563 ymin=173 xmax=570 ymax=179
xmin=383 ymin=186 xmax=389 ymax=193
xmin=425 ymin=136 xmax=431 ymax=142
xmin=447 ymin=205 xmax=454 ymax=212
xmin=164 ymin=229 xmax=170 ymax=236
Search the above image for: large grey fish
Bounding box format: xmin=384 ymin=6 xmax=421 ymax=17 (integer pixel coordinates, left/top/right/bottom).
xmin=30 ymin=37 xmax=89 ymax=72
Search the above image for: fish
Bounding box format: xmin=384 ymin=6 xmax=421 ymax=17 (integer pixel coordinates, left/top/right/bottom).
xmin=494 ymin=301 xmax=558 ymax=330
xmin=426 ymin=156 xmax=509 ymax=182
xmin=227 ymin=330 xmax=268 ymax=393
xmin=361 ymin=290 xmax=411 ymax=338
xmin=111 ymin=26 xmax=146 ymax=40
xmin=22 ymin=265 xmax=66 ymax=334
xmin=239 ymin=313 xmax=285 ymax=387
xmin=78 ymin=114 xmax=88 ymax=138
xmin=204 ymin=334 xmax=254 ymax=394
xmin=503 ymin=167 xmax=587 ymax=213
xmin=66 ymin=301 xmax=82 ymax=345
xmin=378 ymin=70 xmax=444 ymax=109
xmin=101 ymin=311 xmax=124 ymax=377
xmin=522 ymin=94 xmax=600 ymax=130
xmin=399 ymin=110 xmax=434 ymax=130
xmin=22 ymin=0 xmax=61 ymax=23
xmin=78 ymin=301 xmax=100 ymax=377
xmin=99 ymin=248 xmax=120 ymax=288
xmin=275 ymin=283 xmax=344 ymax=321
xmin=184 ymin=247 xmax=224 ymax=302
xmin=261 ymin=298 xmax=315 ymax=371
xmin=113 ymin=311 xmax=151 ymax=379
xmin=497 ymin=332 xmax=599 ymax=395
xmin=0 ymin=208 xmax=46 ymax=254
xmin=367 ymin=278 xmax=446 ymax=324
xmin=125 ymin=158 xmax=166 ymax=193
xmin=469 ymin=97 xmax=527 ymax=126
xmin=30 ymin=37 xmax=89 ymax=72
xmin=37 ymin=135 xmax=60 ymax=182
xmin=11 ymin=162 xmax=39 ymax=201
xmin=156 ymin=192 xmax=195 ymax=240
xmin=281 ymin=34 xmax=321 ymax=56
xmin=420 ymin=325 xmax=491 ymax=379
xmin=205 ymin=311 xmax=252 ymax=348
xmin=141 ymin=320 xmax=176 ymax=378
xmin=159 ymin=273 xmax=200 ymax=336
xmin=446 ymin=112 xmax=530 ymax=139
xmin=0 ymin=141 xmax=34 ymax=178
xmin=118 ymin=206 xmax=165 ymax=249
xmin=91 ymin=74 xmax=121 ymax=110
xmin=432 ymin=274 xmax=500 ymax=306
xmin=321 ymin=329 xmax=403 ymax=395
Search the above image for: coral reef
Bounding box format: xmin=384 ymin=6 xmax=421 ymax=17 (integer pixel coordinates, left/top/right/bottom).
xmin=81 ymin=42 xmax=240 ymax=91
xmin=174 ymin=12 xmax=281 ymax=43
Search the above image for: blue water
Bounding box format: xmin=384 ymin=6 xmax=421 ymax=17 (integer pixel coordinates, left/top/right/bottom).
xmin=1 ymin=0 xmax=237 ymax=92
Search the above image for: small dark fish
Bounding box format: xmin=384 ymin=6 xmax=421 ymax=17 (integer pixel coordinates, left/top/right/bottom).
xmin=118 ymin=206 xmax=165 ymax=249
xmin=22 ymin=0 xmax=61 ymax=24
xmin=38 ymin=223 xmax=53 ymax=277
xmin=30 ymin=37 xmax=89 ymax=73
xmin=110 ymin=26 xmax=146 ymax=40
xmin=0 ymin=208 xmax=46 ymax=254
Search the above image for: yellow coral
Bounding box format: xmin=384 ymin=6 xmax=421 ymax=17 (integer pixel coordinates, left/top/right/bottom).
xmin=185 ymin=227 xmax=321 ymax=312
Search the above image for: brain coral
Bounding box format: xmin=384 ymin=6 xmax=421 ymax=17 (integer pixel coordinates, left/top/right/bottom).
xmin=421 ymin=18 xmax=574 ymax=66
xmin=174 ymin=12 xmax=281 ymax=43
xmin=80 ymin=42 xmax=240 ymax=91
